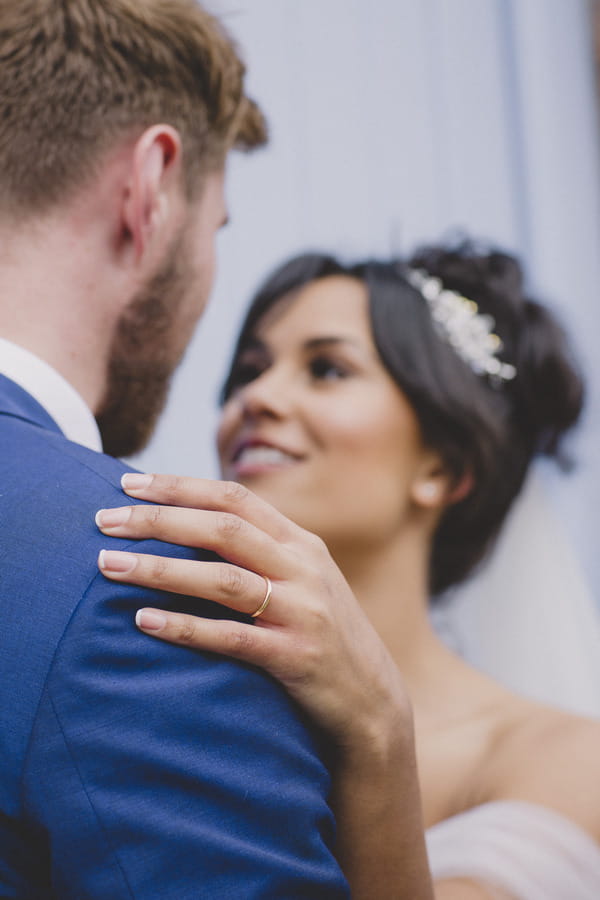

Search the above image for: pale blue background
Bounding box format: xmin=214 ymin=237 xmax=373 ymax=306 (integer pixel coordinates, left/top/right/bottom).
xmin=131 ymin=0 xmax=600 ymax=600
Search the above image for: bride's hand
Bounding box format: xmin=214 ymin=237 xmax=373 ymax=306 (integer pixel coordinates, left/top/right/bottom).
xmin=96 ymin=473 xmax=434 ymax=900
xmin=95 ymin=472 xmax=412 ymax=755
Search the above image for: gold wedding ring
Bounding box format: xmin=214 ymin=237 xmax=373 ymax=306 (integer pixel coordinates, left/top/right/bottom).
xmin=251 ymin=576 xmax=272 ymax=618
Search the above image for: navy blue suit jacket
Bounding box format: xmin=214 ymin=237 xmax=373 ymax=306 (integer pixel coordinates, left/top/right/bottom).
xmin=0 ymin=374 xmax=348 ymax=899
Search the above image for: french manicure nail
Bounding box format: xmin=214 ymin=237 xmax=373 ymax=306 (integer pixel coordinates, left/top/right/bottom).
xmin=122 ymin=473 xmax=153 ymax=492
xmin=95 ymin=507 xmax=132 ymax=529
xmin=98 ymin=549 xmax=138 ymax=574
xmin=136 ymin=609 xmax=167 ymax=631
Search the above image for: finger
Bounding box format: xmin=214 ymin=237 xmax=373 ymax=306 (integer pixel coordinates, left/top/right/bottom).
xmin=95 ymin=505 xmax=290 ymax=575
xmin=98 ymin=549 xmax=281 ymax=620
xmin=135 ymin=607 xmax=277 ymax=668
xmin=119 ymin=473 xmax=298 ymax=543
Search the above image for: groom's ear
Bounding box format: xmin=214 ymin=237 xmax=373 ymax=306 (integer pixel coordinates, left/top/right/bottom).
xmin=121 ymin=124 xmax=184 ymax=263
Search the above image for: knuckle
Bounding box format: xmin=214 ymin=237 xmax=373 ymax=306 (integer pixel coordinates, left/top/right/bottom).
xmin=216 ymin=564 xmax=245 ymax=599
xmin=146 ymin=505 xmax=163 ymax=528
xmin=293 ymin=640 xmax=322 ymax=682
xmin=306 ymin=531 xmax=328 ymax=556
xmin=301 ymin=580 xmax=336 ymax=627
xmin=175 ymin=617 xmax=198 ymax=645
xmin=214 ymin=511 xmax=244 ymax=541
xmin=292 ymin=529 xmax=328 ymax=559
xmin=304 ymin=601 xmax=329 ymax=631
xmin=224 ymin=626 xmax=255 ymax=656
xmin=220 ymin=480 xmax=250 ymax=507
xmin=156 ymin=474 xmax=181 ymax=504
xmin=148 ymin=555 xmax=170 ymax=581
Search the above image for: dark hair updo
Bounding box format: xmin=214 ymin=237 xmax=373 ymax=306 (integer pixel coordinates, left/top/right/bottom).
xmin=221 ymin=241 xmax=584 ymax=596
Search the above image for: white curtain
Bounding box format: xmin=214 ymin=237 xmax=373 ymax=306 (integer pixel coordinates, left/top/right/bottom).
xmin=132 ymin=0 xmax=600 ymax=613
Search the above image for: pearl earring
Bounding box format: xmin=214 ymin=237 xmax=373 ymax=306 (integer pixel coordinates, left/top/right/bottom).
xmin=420 ymin=482 xmax=438 ymax=502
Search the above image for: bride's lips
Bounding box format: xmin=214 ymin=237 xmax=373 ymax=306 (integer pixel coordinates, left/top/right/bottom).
xmin=226 ymin=438 xmax=304 ymax=477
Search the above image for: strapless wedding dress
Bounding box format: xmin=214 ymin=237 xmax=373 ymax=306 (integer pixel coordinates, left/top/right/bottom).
xmin=426 ymin=801 xmax=600 ymax=898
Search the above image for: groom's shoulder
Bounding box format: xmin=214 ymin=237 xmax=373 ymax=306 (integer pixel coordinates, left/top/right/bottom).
xmin=1 ymin=415 xmax=199 ymax=763
xmin=1 ymin=410 xmax=137 ymax=525
xmin=0 ymin=413 xmax=347 ymax=899
xmin=0 ymin=415 xmax=146 ymax=640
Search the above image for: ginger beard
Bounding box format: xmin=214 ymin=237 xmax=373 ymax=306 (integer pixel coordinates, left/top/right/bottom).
xmin=96 ymin=229 xmax=200 ymax=458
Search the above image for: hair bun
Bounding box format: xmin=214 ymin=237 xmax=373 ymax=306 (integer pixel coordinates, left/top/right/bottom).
xmin=409 ymin=240 xmax=584 ymax=464
xmin=512 ymin=296 xmax=584 ymax=462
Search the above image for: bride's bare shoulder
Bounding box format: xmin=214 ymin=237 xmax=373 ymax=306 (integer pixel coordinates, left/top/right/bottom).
xmin=487 ymin=697 xmax=600 ymax=840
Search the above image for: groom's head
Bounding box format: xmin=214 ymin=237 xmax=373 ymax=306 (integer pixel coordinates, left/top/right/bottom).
xmin=0 ymin=0 xmax=267 ymax=455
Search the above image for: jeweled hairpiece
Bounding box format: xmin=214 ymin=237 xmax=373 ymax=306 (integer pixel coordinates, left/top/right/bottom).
xmin=407 ymin=268 xmax=517 ymax=384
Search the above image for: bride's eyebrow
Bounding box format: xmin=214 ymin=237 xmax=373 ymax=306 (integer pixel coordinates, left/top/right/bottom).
xmin=303 ymin=337 xmax=361 ymax=351
xmin=238 ymin=336 xmax=268 ymax=356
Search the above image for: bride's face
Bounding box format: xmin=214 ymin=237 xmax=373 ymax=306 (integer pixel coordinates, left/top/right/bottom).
xmin=217 ymin=275 xmax=439 ymax=552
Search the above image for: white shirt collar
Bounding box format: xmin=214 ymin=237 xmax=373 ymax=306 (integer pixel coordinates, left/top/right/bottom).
xmin=0 ymin=338 xmax=103 ymax=452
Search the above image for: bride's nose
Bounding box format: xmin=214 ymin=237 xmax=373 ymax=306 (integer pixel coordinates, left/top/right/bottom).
xmin=239 ymin=366 xmax=291 ymax=420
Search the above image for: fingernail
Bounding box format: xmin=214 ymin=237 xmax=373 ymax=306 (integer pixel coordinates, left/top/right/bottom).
xmin=122 ymin=473 xmax=153 ymax=492
xmin=95 ymin=507 xmax=132 ymax=529
xmin=98 ymin=549 xmax=138 ymax=574
xmin=136 ymin=609 xmax=167 ymax=632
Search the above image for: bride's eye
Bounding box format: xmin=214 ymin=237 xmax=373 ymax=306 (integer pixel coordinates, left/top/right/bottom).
xmin=309 ymin=355 xmax=350 ymax=381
